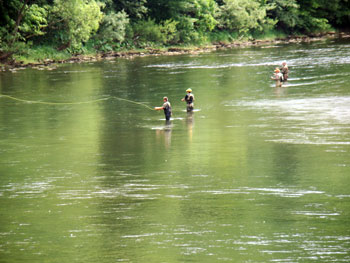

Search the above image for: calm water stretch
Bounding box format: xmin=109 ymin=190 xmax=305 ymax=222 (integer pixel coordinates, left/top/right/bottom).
xmin=1 ymin=39 xmax=350 ymax=263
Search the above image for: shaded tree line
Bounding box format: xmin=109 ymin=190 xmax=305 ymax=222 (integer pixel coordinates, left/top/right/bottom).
xmin=0 ymin=0 xmax=349 ymax=60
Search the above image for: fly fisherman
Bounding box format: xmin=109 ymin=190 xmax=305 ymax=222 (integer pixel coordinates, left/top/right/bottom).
xmin=181 ymin=88 xmax=195 ymax=112
xmin=271 ymin=68 xmax=283 ymax=87
xmin=155 ymin=97 xmax=172 ymax=121
xmin=280 ymin=62 xmax=289 ymax=81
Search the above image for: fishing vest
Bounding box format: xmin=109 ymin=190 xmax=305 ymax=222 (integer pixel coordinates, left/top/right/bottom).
xmin=185 ymin=93 xmax=194 ymax=104
xmin=277 ymin=72 xmax=283 ymax=81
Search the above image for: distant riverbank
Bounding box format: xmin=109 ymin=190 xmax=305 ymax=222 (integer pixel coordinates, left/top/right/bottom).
xmin=1 ymin=31 xmax=349 ymax=72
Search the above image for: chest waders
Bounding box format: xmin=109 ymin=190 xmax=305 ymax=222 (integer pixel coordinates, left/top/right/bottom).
xmin=185 ymin=94 xmax=194 ymax=112
xmin=163 ymin=102 xmax=172 ymax=120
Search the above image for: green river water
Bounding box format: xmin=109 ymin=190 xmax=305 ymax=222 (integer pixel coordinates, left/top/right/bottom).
xmin=0 ymin=38 xmax=350 ymax=263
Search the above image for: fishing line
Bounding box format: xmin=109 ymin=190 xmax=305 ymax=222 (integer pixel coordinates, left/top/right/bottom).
xmin=0 ymin=93 xmax=154 ymax=110
xmin=110 ymin=96 xmax=154 ymax=110
xmin=0 ymin=94 xmax=109 ymax=105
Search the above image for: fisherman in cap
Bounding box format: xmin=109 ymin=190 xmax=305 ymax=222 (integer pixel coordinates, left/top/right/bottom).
xmin=271 ymin=68 xmax=283 ymax=87
xmin=181 ymin=88 xmax=195 ymax=112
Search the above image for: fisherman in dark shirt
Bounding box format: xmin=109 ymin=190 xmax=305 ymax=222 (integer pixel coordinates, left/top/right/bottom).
xmin=154 ymin=97 xmax=172 ymax=121
xmin=280 ymin=61 xmax=289 ymax=81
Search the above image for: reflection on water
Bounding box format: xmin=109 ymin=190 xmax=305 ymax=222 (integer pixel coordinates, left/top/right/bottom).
xmin=186 ymin=112 xmax=194 ymax=142
xmin=1 ymin=39 xmax=350 ymax=263
xmin=155 ymin=121 xmax=173 ymax=149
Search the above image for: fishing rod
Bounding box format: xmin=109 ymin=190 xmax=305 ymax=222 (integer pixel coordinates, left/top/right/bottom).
xmin=0 ymin=93 xmax=154 ymax=110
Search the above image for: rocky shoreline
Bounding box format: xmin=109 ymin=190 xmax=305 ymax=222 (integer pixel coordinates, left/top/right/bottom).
xmin=1 ymin=31 xmax=349 ymax=72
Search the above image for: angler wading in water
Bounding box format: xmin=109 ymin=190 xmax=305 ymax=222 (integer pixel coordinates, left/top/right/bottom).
xmin=181 ymin=88 xmax=194 ymax=112
xmin=154 ymin=97 xmax=172 ymax=121
xmin=280 ymin=61 xmax=289 ymax=81
xmin=271 ymin=68 xmax=284 ymax=87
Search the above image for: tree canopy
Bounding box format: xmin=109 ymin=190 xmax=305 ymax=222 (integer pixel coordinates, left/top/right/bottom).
xmin=0 ymin=0 xmax=349 ymax=60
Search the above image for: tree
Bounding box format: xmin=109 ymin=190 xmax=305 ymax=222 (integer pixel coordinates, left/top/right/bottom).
xmin=266 ymin=0 xmax=300 ymax=33
xmin=0 ymin=0 xmax=48 ymax=61
xmin=131 ymin=19 xmax=179 ymax=47
xmin=146 ymin=0 xmax=219 ymax=43
xmin=295 ymin=0 xmax=339 ymax=33
xmin=50 ymin=0 xmax=103 ymax=52
xmin=330 ymin=0 xmax=350 ymax=27
xmin=93 ymin=10 xmax=129 ymax=51
xmin=105 ymin=0 xmax=147 ymax=20
xmin=192 ymin=0 xmax=219 ymax=32
xmin=218 ymin=0 xmax=276 ymax=35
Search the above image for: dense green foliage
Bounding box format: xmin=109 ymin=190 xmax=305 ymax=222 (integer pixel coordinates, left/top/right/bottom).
xmin=218 ymin=0 xmax=276 ymax=35
xmin=0 ymin=0 xmax=349 ymax=61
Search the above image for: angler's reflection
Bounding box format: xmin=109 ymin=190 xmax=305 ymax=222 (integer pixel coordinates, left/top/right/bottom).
xmin=186 ymin=112 xmax=194 ymax=143
xmin=274 ymin=85 xmax=288 ymax=98
xmin=155 ymin=120 xmax=172 ymax=149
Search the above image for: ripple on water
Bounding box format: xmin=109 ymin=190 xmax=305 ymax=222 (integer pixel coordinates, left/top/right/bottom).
xmin=227 ymin=96 xmax=350 ymax=145
xmin=292 ymin=211 xmax=340 ymax=219
xmin=145 ymin=43 xmax=350 ymax=71
xmin=198 ymin=187 xmax=325 ymax=198
xmin=3 ymin=181 xmax=54 ymax=199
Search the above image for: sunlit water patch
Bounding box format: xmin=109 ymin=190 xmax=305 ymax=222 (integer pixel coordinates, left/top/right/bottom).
xmin=227 ymin=96 xmax=350 ymax=145
xmin=145 ymin=42 xmax=350 ymax=72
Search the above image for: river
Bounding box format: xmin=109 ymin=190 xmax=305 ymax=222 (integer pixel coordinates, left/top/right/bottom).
xmin=0 ymin=38 xmax=349 ymax=263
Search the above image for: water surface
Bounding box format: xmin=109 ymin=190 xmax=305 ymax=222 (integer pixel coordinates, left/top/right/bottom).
xmin=1 ymin=38 xmax=350 ymax=263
